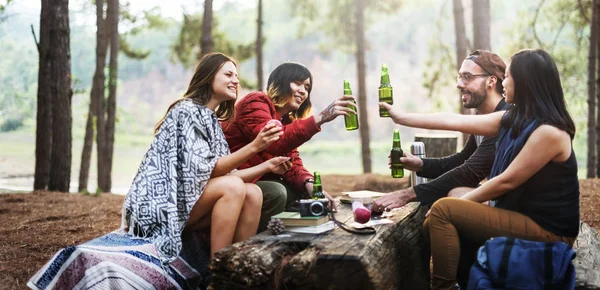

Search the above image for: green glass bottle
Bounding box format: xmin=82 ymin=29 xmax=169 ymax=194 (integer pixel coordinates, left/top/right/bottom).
xmin=391 ymin=129 xmax=404 ymax=178
xmin=343 ymin=80 xmax=359 ymax=131
xmin=378 ymin=64 xmax=393 ymax=117
xmin=312 ymin=171 xmax=325 ymax=199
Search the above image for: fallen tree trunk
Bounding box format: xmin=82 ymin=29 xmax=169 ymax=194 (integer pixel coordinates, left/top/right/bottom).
xmin=210 ymin=201 xmax=429 ymax=289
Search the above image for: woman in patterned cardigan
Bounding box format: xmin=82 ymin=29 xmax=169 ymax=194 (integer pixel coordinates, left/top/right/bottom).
xmin=122 ymin=53 xmax=291 ymax=262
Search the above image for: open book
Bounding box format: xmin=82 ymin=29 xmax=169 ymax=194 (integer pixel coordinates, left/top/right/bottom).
xmin=340 ymin=190 xmax=387 ymax=204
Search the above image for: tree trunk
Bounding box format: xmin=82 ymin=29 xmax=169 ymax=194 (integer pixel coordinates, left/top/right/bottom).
xmin=78 ymin=102 xmax=94 ymax=192
xmin=79 ymin=1 xmax=109 ymax=193
xmin=596 ymin=0 xmax=600 ymax=177
xmin=47 ymin=0 xmax=72 ymax=192
xmin=414 ymin=134 xmax=459 ymax=158
xmin=452 ymin=0 xmax=469 ymax=144
xmin=34 ymin=0 xmax=53 ymax=190
xmin=104 ymin=0 xmax=119 ymax=193
xmin=472 ymin=0 xmax=491 ymax=51
xmin=355 ymin=0 xmax=372 ymax=173
xmin=589 ymin=0 xmax=598 ymax=178
xmin=200 ymin=0 xmax=214 ymax=57
xmin=256 ymin=0 xmax=264 ymax=91
xmin=94 ymin=0 xmax=108 ymax=192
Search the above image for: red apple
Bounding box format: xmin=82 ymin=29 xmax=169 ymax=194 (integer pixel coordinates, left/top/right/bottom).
xmin=352 ymin=201 xmax=371 ymax=224
xmin=267 ymin=119 xmax=283 ymax=128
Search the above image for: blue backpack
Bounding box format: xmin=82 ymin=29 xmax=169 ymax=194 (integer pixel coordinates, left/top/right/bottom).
xmin=468 ymin=237 xmax=576 ymax=290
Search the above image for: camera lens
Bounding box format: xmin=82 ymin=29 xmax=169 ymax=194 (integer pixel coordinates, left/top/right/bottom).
xmin=310 ymin=202 xmax=324 ymax=216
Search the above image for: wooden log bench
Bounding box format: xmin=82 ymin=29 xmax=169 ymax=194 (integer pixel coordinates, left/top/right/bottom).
xmin=209 ymin=200 xmax=429 ymax=289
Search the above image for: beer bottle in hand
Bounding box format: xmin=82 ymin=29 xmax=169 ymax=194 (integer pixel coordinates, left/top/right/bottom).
xmin=312 ymin=171 xmax=325 ymax=199
xmin=379 ymin=64 xmax=393 ymax=117
xmin=391 ymin=129 xmax=404 ymax=178
xmin=343 ymin=80 xmax=359 ymax=131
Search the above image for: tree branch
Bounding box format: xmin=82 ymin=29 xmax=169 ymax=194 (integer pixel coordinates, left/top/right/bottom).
xmin=532 ymin=0 xmax=548 ymax=49
xmin=578 ymin=0 xmax=590 ymax=23
xmin=30 ymin=24 xmax=39 ymax=53
xmin=550 ymin=7 xmax=579 ymax=49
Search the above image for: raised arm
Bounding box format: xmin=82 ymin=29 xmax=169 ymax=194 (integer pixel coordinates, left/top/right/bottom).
xmin=379 ymin=102 xmax=504 ymax=137
xmin=460 ymin=125 xmax=571 ymax=202
xmin=238 ymin=95 xmax=321 ymax=156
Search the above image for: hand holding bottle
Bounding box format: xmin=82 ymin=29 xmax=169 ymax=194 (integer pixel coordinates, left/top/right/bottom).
xmin=387 ymin=151 xmax=423 ymax=172
xmin=314 ymin=95 xmax=357 ymax=127
xmin=390 ymin=129 xmax=404 ymax=178
xmin=378 ymin=102 xmax=402 ymax=124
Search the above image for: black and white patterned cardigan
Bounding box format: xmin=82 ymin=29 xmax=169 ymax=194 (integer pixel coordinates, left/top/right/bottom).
xmin=121 ymin=99 xmax=230 ymax=265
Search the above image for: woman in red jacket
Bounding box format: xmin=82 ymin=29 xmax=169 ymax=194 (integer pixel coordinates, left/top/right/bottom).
xmin=222 ymin=62 xmax=356 ymax=231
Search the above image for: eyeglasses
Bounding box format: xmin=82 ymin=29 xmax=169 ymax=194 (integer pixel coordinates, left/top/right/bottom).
xmin=456 ymin=73 xmax=490 ymax=84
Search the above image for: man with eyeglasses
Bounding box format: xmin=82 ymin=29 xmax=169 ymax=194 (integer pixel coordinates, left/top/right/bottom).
xmin=374 ymin=49 xmax=509 ymax=210
xmin=374 ymin=49 xmax=510 ymax=288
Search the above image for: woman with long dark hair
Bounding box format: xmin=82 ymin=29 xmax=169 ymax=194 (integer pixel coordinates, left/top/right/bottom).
xmin=223 ymin=62 xmax=356 ymax=231
xmin=379 ymin=49 xmax=579 ymax=289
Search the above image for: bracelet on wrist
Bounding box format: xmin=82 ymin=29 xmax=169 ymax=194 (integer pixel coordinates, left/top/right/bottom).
xmin=304 ymin=178 xmax=314 ymax=186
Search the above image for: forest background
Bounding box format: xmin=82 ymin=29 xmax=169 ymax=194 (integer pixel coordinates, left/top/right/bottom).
xmin=0 ymin=0 xmax=592 ymax=194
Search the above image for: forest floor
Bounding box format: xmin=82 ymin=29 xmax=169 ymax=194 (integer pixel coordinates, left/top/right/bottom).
xmin=1 ymin=174 xmax=599 ymax=290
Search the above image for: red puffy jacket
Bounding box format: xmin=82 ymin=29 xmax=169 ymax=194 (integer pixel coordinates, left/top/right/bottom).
xmin=221 ymin=92 xmax=321 ymax=195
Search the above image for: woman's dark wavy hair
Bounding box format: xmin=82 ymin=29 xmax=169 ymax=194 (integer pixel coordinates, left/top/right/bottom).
xmin=155 ymin=52 xmax=237 ymax=133
xmin=266 ymin=62 xmax=313 ymax=122
xmin=501 ymin=49 xmax=575 ymax=139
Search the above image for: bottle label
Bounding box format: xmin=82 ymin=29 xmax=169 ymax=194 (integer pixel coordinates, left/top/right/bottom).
xmin=391 ymin=148 xmax=403 ymax=168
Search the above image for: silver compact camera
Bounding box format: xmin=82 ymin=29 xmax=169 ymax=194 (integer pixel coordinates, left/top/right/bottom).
xmin=298 ymin=198 xmax=329 ymax=217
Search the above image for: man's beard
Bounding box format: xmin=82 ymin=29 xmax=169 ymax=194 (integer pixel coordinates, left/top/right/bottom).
xmin=462 ymin=84 xmax=487 ymax=109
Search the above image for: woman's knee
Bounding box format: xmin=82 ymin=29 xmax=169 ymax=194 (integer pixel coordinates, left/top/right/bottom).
xmin=244 ymin=183 xmax=263 ymax=207
xmin=215 ymin=175 xmax=246 ymax=201
xmin=430 ymin=197 xmax=463 ymax=219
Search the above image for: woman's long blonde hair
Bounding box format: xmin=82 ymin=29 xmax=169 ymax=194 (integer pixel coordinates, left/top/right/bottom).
xmin=155 ymin=53 xmax=237 ymax=134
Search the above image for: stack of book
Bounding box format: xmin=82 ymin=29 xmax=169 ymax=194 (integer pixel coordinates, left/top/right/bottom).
xmin=271 ymin=211 xmax=334 ymax=234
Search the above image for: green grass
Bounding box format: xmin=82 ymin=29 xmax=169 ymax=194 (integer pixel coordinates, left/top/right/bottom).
xmin=299 ymin=140 xmax=411 ymax=175
xmin=0 ymin=128 xmax=588 ymax=193
xmin=0 ymin=128 xmax=153 ymax=192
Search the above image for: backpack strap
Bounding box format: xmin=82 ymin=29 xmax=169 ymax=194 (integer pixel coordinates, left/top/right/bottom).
xmin=544 ymin=242 xmax=555 ymax=290
xmin=497 ymin=237 xmax=515 ymax=286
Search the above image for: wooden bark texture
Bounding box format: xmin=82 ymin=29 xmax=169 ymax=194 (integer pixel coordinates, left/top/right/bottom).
xmin=414 ymin=134 xmax=458 ymax=158
xmin=210 ymin=201 xmax=428 ymax=289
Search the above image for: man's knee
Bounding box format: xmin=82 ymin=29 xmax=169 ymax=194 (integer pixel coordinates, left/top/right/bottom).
xmin=257 ymin=182 xmax=287 ymax=211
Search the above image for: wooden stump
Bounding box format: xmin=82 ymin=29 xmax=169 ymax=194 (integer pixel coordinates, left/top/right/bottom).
xmin=209 ymin=201 xmax=428 ymax=289
xmin=414 ymin=134 xmax=458 ymax=158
